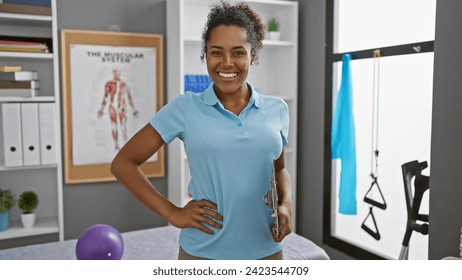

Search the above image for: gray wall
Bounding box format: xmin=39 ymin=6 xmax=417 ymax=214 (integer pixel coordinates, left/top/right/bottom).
xmin=296 ymin=0 xmax=352 ymax=260
xmin=57 ymin=0 xmax=169 ymax=239
xmin=428 ymin=0 xmax=462 ymax=260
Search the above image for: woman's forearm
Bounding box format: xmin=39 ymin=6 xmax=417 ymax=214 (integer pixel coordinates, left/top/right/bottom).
xmin=111 ymin=155 xmax=177 ymax=220
xmin=110 ymin=124 xmax=178 ymax=221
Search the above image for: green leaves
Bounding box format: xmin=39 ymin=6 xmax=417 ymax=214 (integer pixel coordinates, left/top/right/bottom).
xmin=267 ymin=18 xmax=279 ymax=32
xmin=18 ymin=191 xmax=39 ymax=214
xmin=0 ymin=189 xmax=15 ymax=212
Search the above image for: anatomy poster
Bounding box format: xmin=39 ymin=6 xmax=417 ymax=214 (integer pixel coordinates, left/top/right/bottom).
xmin=70 ymin=44 xmax=157 ymax=165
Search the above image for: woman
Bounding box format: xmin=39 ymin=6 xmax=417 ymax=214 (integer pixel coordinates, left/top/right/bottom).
xmin=111 ymin=0 xmax=292 ymax=260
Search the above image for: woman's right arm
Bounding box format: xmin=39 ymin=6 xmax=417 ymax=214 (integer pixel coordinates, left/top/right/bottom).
xmin=110 ymin=124 xmax=222 ymax=234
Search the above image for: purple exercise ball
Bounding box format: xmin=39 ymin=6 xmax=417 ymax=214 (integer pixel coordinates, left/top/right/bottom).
xmin=75 ymin=224 xmax=124 ymax=260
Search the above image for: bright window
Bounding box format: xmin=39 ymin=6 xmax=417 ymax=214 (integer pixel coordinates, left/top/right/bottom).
xmin=326 ymin=0 xmax=437 ymax=260
xmin=336 ymin=0 xmax=437 ymax=53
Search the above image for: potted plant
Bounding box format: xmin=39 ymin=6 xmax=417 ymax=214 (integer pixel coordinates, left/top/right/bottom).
xmin=18 ymin=191 xmax=39 ymax=228
xmin=0 ymin=189 xmax=15 ymax=232
xmin=267 ymin=17 xmax=281 ymax=41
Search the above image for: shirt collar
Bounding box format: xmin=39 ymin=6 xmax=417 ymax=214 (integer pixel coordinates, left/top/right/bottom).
xmin=203 ymin=83 xmax=262 ymax=108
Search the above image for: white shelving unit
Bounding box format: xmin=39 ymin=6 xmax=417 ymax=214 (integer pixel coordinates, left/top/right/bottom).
xmin=166 ymin=0 xmax=298 ymax=228
xmin=0 ymin=0 xmax=64 ymax=243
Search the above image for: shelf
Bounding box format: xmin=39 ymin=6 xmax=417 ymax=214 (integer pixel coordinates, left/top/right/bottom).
xmin=0 ymin=51 xmax=53 ymax=60
xmin=184 ymin=36 xmax=201 ymax=44
xmin=0 ymin=96 xmax=54 ymax=103
xmin=184 ymin=37 xmax=294 ymax=48
xmin=262 ymin=40 xmax=294 ymax=48
xmin=0 ymin=0 xmax=63 ymax=246
xmin=0 ymin=217 xmax=59 ymax=240
xmin=0 ymin=163 xmax=57 ymax=172
xmin=0 ymin=12 xmax=52 ymax=23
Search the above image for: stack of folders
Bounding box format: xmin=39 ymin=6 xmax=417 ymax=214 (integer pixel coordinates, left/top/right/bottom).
xmin=0 ymin=69 xmax=39 ymax=98
xmin=0 ymin=2 xmax=51 ymax=16
xmin=1 ymin=102 xmax=57 ymax=167
xmin=0 ymin=40 xmax=49 ymax=53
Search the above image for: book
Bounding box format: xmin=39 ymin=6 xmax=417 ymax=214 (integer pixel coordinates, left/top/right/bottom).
xmin=0 ymin=46 xmax=49 ymax=52
xmin=0 ymin=66 xmax=22 ymax=72
xmin=0 ymin=71 xmax=38 ymax=81
xmin=3 ymin=0 xmax=51 ymax=7
xmin=0 ymin=3 xmax=51 ymax=15
xmin=0 ymin=80 xmax=39 ymax=89
xmin=0 ymin=40 xmax=49 ymax=53
xmin=0 ymin=39 xmax=47 ymax=46
xmin=0 ymin=88 xmax=38 ymax=98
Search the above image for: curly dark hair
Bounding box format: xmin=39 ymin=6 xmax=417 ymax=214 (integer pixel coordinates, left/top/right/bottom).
xmin=200 ymin=1 xmax=265 ymax=64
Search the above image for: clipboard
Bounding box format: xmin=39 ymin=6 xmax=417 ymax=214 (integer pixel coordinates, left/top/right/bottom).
xmin=263 ymin=161 xmax=281 ymax=236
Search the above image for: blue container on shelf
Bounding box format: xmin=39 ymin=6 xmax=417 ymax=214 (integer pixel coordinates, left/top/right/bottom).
xmin=184 ymin=74 xmax=212 ymax=93
xmin=0 ymin=212 xmax=9 ymax=232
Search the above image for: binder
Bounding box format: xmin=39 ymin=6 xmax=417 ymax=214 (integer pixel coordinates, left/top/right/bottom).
xmin=38 ymin=103 xmax=57 ymax=165
xmin=20 ymin=103 xmax=40 ymax=165
xmin=1 ymin=103 xmax=23 ymax=167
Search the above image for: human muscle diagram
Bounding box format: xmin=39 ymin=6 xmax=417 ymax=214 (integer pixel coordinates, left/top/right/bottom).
xmin=97 ymin=69 xmax=139 ymax=150
xmin=69 ymin=44 xmax=157 ymax=165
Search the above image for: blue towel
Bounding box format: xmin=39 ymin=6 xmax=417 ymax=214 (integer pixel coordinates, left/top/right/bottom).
xmin=331 ymin=54 xmax=357 ymax=215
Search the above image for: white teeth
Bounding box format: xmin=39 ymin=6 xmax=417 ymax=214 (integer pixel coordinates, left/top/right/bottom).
xmin=218 ymin=72 xmax=237 ymax=78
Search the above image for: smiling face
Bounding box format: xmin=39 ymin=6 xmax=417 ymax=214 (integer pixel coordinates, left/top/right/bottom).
xmin=206 ymin=25 xmax=253 ymax=99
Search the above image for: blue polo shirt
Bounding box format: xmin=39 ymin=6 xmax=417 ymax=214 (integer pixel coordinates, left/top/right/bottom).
xmin=150 ymin=83 xmax=289 ymax=259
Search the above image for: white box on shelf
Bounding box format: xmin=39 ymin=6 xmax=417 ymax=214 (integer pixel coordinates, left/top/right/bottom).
xmin=1 ymin=103 xmax=23 ymax=167
xmin=20 ymin=102 xmax=40 ymax=165
xmin=38 ymin=102 xmax=57 ymax=165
